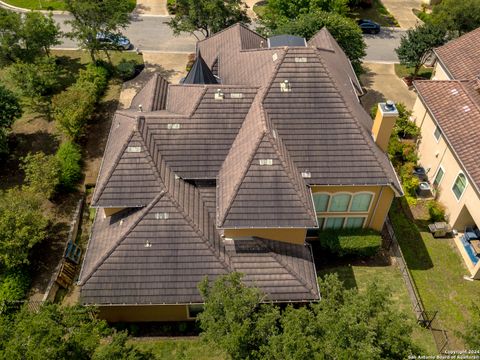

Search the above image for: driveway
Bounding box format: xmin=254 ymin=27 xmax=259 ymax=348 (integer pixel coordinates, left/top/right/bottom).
xmin=134 ymin=0 xmax=168 ymax=15
xmin=381 ymin=0 xmax=423 ymax=29
xmin=363 ymin=27 xmax=405 ymax=63
xmin=360 ymin=62 xmax=417 ymax=111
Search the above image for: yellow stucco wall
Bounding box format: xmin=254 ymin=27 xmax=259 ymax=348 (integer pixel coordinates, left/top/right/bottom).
xmin=311 ymin=185 xmax=395 ymax=232
xmin=414 ymin=98 xmax=480 ymax=229
xmin=432 ymin=61 xmax=451 ymax=80
xmin=372 ymin=105 xmax=398 ymax=152
xmin=103 ymin=208 xmax=126 ymax=217
xmin=98 ymin=305 xmax=192 ymax=322
xmin=223 ymin=228 xmax=307 ymax=244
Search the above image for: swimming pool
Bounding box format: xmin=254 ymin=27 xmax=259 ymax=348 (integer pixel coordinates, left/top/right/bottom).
xmin=461 ymin=235 xmax=479 ymax=265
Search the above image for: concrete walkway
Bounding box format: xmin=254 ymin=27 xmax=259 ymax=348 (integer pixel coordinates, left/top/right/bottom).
xmin=134 ymin=0 xmax=168 ymax=16
xmin=381 ymin=0 xmax=423 ymax=29
xmin=360 ymin=62 xmax=417 ymax=111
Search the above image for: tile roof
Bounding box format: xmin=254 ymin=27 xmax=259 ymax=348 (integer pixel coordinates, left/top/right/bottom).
xmin=434 ymin=27 xmax=480 ymax=80
xmin=415 ymin=80 xmax=480 ymax=191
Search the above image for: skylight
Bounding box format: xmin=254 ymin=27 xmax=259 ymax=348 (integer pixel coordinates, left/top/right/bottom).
xmin=167 ymin=123 xmax=181 ymax=130
xmin=155 ymin=212 xmax=169 ymax=220
xmin=259 ymin=159 xmax=273 ymax=166
xmin=126 ymin=146 xmax=142 ymax=153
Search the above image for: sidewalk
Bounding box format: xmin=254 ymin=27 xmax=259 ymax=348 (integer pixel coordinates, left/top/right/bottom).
xmin=134 ymin=0 xmax=168 ymax=16
xmin=381 ymin=0 xmax=423 ymax=29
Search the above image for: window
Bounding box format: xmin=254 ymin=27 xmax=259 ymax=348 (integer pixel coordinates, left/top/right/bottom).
xmin=313 ymin=194 xmax=329 ymax=212
xmin=329 ymin=194 xmax=351 ymax=212
xmin=187 ymin=304 xmax=203 ymax=319
xmin=433 ymin=126 xmax=441 ymax=142
xmin=324 ymin=217 xmax=345 ymax=229
xmin=317 ymin=217 xmax=325 ymax=229
xmin=452 ymin=173 xmax=467 ymax=200
xmin=433 ymin=167 xmax=445 ymax=188
xmin=345 ymin=217 xmax=365 ymax=229
xmin=350 ymin=193 xmax=373 ymax=212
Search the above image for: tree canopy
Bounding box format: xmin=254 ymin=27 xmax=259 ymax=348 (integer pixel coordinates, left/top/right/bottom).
xmin=0 ymin=84 xmax=22 ymax=155
xmin=198 ymin=273 xmax=422 ymax=360
xmin=167 ymin=0 xmax=250 ymax=39
xmin=65 ymin=0 xmax=131 ymax=61
xmin=0 ymin=9 xmax=60 ymax=65
xmin=395 ymin=22 xmax=448 ymax=78
xmin=431 ymin=0 xmax=480 ymax=35
xmin=272 ymin=10 xmax=366 ymax=71
xmin=0 ymin=188 xmax=49 ymax=271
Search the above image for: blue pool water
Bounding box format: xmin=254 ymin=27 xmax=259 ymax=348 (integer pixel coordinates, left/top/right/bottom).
xmin=461 ymin=235 xmax=479 ymax=265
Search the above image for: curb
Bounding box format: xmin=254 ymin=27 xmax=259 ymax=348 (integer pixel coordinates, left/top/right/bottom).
xmin=0 ymin=0 xmax=67 ymax=14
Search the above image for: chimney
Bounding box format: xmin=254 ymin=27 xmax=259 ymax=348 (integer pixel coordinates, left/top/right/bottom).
xmin=371 ymin=100 xmax=398 ymax=152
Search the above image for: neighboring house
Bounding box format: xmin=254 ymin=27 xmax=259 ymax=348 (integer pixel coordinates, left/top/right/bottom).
xmin=412 ymin=27 xmax=480 ymax=276
xmin=78 ymin=24 xmax=402 ymax=322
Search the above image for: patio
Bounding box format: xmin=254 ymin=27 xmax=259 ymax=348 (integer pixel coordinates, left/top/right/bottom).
xmin=453 ymin=226 xmax=480 ymax=277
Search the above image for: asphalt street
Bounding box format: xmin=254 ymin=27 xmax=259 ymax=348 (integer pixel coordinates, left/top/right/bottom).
xmin=52 ymin=14 xmax=404 ymax=62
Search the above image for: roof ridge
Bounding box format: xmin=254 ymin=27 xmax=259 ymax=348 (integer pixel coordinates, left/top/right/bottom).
xmin=188 ymin=87 xmax=209 ymax=116
xmin=260 ymin=239 xmax=318 ymax=297
xmin=92 ymin=130 xmax=136 ymax=205
xmin=79 ymin=192 xmax=165 ymax=285
xmin=459 ymin=80 xmax=480 ymax=114
xmin=197 ymin=23 xmax=244 ymax=45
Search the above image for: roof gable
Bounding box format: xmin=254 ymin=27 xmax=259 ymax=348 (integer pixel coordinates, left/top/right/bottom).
xmin=182 ymin=51 xmax=218 ymax=85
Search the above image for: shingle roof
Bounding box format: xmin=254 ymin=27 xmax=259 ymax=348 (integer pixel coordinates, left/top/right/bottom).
xmin=415 ymin=79 xmax=480 ymax=192
xmin=434 ymin=27 xmax=480 ymax=80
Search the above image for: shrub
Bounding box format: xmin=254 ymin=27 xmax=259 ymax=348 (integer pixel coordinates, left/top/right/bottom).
xmin=20 ymin=152 xmax=60 ymax=199
xmin=53 ymin=82 xmax=96 ymax=140
xmin=427 ymin=200 xmax=445 ymax=222
xmin=116 ymin=59 xmax=136 ymax=81
xmin=167 ymin=0 xmax=176 ymax=14
xmin=56 ymin=141 xmax=82 ymax=190
xmin=318 ymin=228 xmax=382 ymax=257
xmin=0 ymin=268 xmax=30 ymax=303
xmin=400 ymin=162 xmax=420 ymax=198
xmin=77 ymin=64 xmax=109 ymax=97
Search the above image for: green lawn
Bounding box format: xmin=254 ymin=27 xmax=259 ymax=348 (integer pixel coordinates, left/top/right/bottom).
xmin=394 ymin=63 xmax=433 ymax=79
xmin=390 ymin=198 xmax=480 ymax=350
xmin=318 ymin=263 xmax=437 ymax=354
xmin=129 ymin=338 xmax=226 ymax=360
xmin=350 ymin=0 xmax=399 ymax=27
xmin=3 ymin=0 xmax=136 ymax=11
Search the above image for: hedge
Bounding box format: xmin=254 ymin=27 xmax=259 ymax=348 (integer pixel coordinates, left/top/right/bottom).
xmin=56 ymin=141 xmax=82 ymax=191
xmin=77 ymin=64 xmax=109 ymax=97
xmin=318 ymin=228 xmax=382 ymax=257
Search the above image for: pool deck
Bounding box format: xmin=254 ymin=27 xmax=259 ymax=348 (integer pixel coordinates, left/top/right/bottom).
xmin=454 ymin=233 xmax=478 ymax=275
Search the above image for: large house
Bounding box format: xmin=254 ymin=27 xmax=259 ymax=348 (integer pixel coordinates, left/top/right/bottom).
xmin=412 ymin=27 xmax=480 ymax=276
xmin=78 ymin=24 xmax=402 ymax=321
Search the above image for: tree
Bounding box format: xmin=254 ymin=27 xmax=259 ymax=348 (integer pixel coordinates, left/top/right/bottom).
xmin=21 ymin=12 xmax=61 ymax=59
xmin=8 ymin=57 xmax=60 ymax=118
xmin=431 ymin=0 xmax=480 ymax=35
xmin=0 ymin=188 xmax=48 ymax=270
xmin=0 ymin=84 xmax=22 ymax=154
xmin=197 ymin=273 xmax=280 ymax=360
xmin=198 ymin=273 xmax=422 ymax=360
xmin=0 ymin=304 xmax=109 ymax=359
xmin=271 ymin=11 xmax=366 ymax=71
xmin=65 ymin=0 xmax=131 ymax=62
xmin=92 ymin=331 xmax=153 ymax=360
xmin=395 ymin=23 xmax=448 ymax=79
xmin=167 ymin=0 xmax=250 ymax=39
xmin=20 ymin=152 xmax=61 ymax=199
xmin=56 ymin=141 xmax=82 ymax=190
xmin=0 ymin=8 xmax=22 ymax=65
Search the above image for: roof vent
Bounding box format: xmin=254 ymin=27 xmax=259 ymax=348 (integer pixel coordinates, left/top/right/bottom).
xmin=301 ymin=170 xmax=311 ymax=178
xmin=231 ymin=93 xmax=243 ymax=99
xmin=167 ymin=123 xmax=181 ymax=130
xmin=214 ymin=89 xmax=224 ymax=100
xmin=144 ymin=240 xmax=152 ymax=248
xmin=272 ymin=53 xmax=278 ymax=62
xmin=451 ymin=88 xmax=459 ymax=95
xmin=138 ymin=104 xmax=143 ymax=112
xmin=272 ymin=129 xmax=277 ymax=139
xmin=155 ymin=212 xmax=169 ymax=220
xmin=280 ymin=80 xmax=291 ymax=92
xmin=295 ymin=57 xmax=307 ymax=63
xmin=126 ymin=146 xmax=142 ymax=153
xmin=259 ymin=159 xmax=273 ymax=166
xmin=463 ymin=105 xmax=471 ymax=112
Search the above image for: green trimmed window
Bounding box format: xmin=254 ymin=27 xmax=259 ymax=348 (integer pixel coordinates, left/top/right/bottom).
xmin=452 ymin=173 xmax=467 ymax=200
xmin=345 ymin=217 xmax=365 ymax=229
xmin=350 ymin=193 xmax=373 ymax=212
xmin=313 ymin=194 xmax=329 ymax=212
xmin=433 ymin=167 xmax=444 ymax=188
xmin=325 ymin=217 xmax=345 ymax=229
xmin=329 ymin=194 xmax=351 ymax=212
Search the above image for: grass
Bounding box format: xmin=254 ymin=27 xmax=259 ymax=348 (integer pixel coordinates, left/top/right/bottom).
xmin=2 ymin=0 xmax=136 ymax=11
xmin=413 ymin=8 xmax=432 ymax=23
xmin=390 ymin=198 xmax=480 ymax=349
xmin=253 ymin=0 xmax=268 ymax=17
xmin=394 ymin=64 xmax=433 ymax=79
xmin=129 ymin=338 xmax=226 ymax=360
xmin=350 ymin=0 xmax=399 ymax=27
xmin=318 ymin=263 xmax=437 ymax=354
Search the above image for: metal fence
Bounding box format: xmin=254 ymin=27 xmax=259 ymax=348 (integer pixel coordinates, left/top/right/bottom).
xmin=384 ymin=216 xmax=449 ymax=353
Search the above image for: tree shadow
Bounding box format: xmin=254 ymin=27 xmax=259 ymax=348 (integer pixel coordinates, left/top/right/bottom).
xmin=360 ymin=89 xmax=386 ymax=113
xmin=55 ymin=56 xmax=85 ymax=90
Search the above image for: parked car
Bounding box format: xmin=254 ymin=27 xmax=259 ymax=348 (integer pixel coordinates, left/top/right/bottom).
xmin=95 ymin=32 xmax=132 ymax=50
xmin=357 ymin=19 xmax=381 ymax=34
